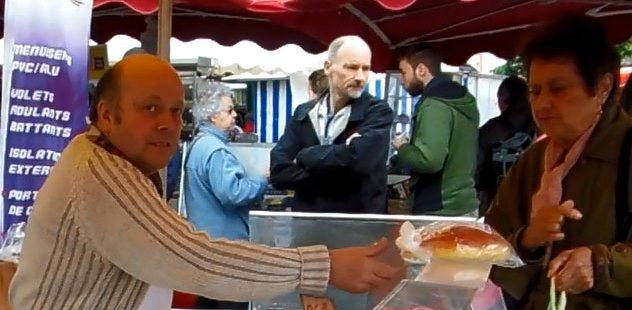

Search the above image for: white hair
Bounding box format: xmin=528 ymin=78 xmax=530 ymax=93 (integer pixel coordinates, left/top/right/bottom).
xmin=192 ymin=79 xmax=233 ymax=125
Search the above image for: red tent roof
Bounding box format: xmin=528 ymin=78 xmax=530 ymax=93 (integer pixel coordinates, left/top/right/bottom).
xmin=5 ymin=0 xmax=632 ymax=71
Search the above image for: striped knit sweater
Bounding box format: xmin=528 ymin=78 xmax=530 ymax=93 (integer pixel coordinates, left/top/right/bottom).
xmin=9 ymin=128 xmax=330 ymax=310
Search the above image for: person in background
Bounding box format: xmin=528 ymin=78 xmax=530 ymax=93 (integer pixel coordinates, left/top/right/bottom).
xmin=476 ymin=75 xmax=535 ymax=214
xmin=308 ymin=68 xmax=329 ymax=100
xmin=270 ymin=35 xmax=393 ymax=214
xmin=184 ymin=81 xmax=268 ymax=309
xmin=392 ymin=43 xmax=480 ymax=216
xmin=123 ymin=46 xmax=147 ymax=57
xmin=243 ymin=111 xmax=255 ymax=133
xmin=486 ymin=15 xmax=632 ymax=309
xmin=9 ymin=54 xmax=401 ymax=310
xmin=184 ymin=82 xmax=267 ymax=241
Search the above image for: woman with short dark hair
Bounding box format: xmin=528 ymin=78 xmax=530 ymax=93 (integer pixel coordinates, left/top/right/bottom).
xmin=486 ymin=15 xmax=632 ymax=309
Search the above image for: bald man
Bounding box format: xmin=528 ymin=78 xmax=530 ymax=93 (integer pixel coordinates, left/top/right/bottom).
xmin=270 ymin=36 xmax=393 ymax=214
xmin=10 ymin=54 xmax=399 ymax=309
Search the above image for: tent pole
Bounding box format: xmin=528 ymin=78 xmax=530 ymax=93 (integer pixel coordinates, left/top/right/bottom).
xmin=157 ymin=0 xmax=172 ymax=60
xmin=157 ymin=0 xmax=172 ymax=199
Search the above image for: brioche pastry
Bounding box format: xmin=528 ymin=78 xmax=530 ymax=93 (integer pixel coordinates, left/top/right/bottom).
xmin=419 ymin=225 xmax=512 ymax=262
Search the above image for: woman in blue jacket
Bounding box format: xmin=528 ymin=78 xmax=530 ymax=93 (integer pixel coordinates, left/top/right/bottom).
xmin=185 ymin=82 xmax=268 ymax=241
xmin=184 ymin=81 xmax=268 ymax=309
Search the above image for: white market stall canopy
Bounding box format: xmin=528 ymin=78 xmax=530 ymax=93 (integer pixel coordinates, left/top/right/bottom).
xmin=105 ymin=35 xmax=328 ymax=76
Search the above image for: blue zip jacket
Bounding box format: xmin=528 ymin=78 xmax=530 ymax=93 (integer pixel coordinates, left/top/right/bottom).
xmin=184 ymin=124 xmax=268 ymax=240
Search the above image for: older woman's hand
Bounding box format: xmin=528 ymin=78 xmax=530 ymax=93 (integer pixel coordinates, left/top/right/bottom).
xmin=520 ymin=200 xmax=583 ymax=250
xmin=547 ymin=247 xmax=594 ymax=294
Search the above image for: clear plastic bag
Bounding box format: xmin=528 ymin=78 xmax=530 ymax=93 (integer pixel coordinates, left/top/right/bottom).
xmin=471 ymin=280 xmax=508 ymax=310
xmin=396 ymin=221 xmax=524 ymax=268
xmin=373 ymin=279 xmax=478 ymax=310
xmin=0 ymin=222 xmax=26 ymax=263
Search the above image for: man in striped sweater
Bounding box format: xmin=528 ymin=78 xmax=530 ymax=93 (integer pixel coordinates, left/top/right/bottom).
xmin=9 ymin=54 xmax=399 ymax=310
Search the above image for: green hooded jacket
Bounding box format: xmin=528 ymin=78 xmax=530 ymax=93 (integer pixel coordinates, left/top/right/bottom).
xmin=397 ymin=76 xmax=480 ymax=215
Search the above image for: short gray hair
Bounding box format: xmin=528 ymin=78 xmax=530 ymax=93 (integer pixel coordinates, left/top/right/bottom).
xmin=192 ymin=79 xmax=233 ymax=125
xmin=327 ymin=35 xmax=367 ymax=62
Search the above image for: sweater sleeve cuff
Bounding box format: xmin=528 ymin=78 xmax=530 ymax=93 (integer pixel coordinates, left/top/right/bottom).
xmin=297 ymin=245 xmax=331 ymax=294
xmin=510 ymin=226 xmax=546 ymax=264
xmin=587 ymin=244 xmax=609 ymax=290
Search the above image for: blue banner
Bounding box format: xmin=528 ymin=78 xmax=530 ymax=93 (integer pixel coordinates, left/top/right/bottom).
xmin=0 ymin=0 xmax=94 ymax=232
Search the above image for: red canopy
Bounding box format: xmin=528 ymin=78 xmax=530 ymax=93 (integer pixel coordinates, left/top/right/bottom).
xmin=6 ymin=0 xmax=632 ymax=71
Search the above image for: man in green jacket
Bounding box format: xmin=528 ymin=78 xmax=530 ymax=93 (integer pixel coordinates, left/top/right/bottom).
xmin=392 ymin=43 xmax=479 ymax=216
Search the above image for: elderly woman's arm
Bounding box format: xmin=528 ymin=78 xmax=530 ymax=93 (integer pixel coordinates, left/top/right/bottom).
xmin=588 ymin=242 xmax=632 ymax=297
xmin=586 ymin=131 xmax=632 ymax=298
xmin=207 ymin=149 xmax=268 ymax=208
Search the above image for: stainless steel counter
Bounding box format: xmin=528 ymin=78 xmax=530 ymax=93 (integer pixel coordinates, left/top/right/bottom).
xmin=249 ymin=211 xmax=476 ymax=310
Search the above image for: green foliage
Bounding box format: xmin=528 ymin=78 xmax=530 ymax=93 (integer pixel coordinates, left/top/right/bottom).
xmin=617 ymin=36 xmax=632 ymax=61
xmin=492 ymin=57 xmax=524 ymax=76
xmin=492 ymin=36 xmax=632 ymax=75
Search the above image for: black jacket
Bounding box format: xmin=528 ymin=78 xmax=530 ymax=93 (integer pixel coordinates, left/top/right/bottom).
xmin=476 ymin=103 xmax=534 ymax=212
xmin=269 ymin=91 xmax=393 ymax=213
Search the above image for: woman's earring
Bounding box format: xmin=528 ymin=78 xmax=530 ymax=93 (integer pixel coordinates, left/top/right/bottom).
xmin=597 ymin=94 xmax=607 ymax=107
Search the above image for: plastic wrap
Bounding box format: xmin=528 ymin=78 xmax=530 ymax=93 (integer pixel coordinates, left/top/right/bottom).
xmin=374 ymin=280 xmax=507 ymax=310
xmin=373 ymin=280 xmax=477 ymax=310
xmin=0 ymin=222 xmax=25 ymax=263
xmin=396 ymin=221 xmax=524 ymax=268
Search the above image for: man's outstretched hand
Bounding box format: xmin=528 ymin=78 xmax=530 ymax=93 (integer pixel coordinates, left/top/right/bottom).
xmin=329 ymin=238 xmax=403 ymax=293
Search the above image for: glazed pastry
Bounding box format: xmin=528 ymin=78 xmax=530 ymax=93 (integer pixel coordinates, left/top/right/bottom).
xmin=419 ymin=225 xmax=512 ymax=261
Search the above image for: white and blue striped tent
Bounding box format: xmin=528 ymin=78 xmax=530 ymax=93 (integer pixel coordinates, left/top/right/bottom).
xmin=253 ymin=79 xmax=294 ymax=143
xmin=365 ymin=73 xmax=420 ymax=135
xmin=252 ymin=74 xmax=419 ymax=143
